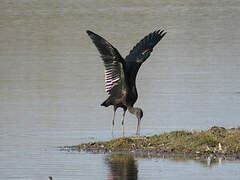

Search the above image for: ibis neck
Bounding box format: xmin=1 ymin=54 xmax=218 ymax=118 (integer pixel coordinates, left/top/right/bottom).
xmin=128 ymin=106 xmax=137 ymax=115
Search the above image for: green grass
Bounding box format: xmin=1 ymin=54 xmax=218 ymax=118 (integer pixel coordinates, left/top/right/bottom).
xmin=72 ymin=126 xmax=240 ymax=157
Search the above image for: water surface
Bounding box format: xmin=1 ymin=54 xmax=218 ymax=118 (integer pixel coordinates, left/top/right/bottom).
xmin=1 ymin=0 xmax=240 ymax=179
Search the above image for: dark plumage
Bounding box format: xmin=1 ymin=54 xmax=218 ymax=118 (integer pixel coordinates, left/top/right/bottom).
xmin=86 ymin=29 xmax=166 ymax=136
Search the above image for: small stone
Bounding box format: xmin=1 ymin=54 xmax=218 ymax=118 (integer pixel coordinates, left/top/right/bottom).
xmin=219 ymin=143 xmax=222 ymax=151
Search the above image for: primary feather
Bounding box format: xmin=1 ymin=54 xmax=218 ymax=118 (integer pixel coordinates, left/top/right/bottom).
xmin=125 ymin=30 xmax=167 ymax=82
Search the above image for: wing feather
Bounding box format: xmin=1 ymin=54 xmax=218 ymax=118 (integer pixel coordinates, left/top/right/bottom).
xmin=125 ymin=29 xmax=166 ymax=81
xmin=86 ymin=30 xmax=125 ymax=94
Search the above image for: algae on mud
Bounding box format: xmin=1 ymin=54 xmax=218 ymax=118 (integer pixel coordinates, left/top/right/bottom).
xmin=72 ymin=126 xmax=240 ymax=158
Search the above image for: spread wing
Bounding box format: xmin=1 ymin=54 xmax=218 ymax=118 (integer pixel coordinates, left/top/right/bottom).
xmin=125 ymin=29 xmax=166 ymax=81
xmin=86 ymin=30 xmax=126 ymax=94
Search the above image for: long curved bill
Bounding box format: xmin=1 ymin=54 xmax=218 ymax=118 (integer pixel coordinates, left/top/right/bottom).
xmin=136 ymin=118 xmax=141 ymax=136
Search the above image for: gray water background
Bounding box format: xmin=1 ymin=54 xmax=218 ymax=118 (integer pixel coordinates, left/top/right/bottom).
xmin=1 ymin=0 xmax=240 ymax=179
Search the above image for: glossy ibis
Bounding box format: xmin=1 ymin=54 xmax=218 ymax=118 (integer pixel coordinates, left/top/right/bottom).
xmin=86 ymin=29 xmax=166 ymax=136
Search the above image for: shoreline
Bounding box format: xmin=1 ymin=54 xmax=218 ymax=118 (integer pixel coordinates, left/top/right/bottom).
xmin=68 ymin=126 xmax=240 ymax=160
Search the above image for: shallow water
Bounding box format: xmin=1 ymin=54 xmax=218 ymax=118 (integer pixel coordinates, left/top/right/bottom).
xmin=1 ymin=0 xmax=240 ymax=179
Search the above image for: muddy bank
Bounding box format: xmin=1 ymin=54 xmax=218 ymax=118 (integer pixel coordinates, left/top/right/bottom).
xmin=70 ymin=126 xmax=240 ymax=159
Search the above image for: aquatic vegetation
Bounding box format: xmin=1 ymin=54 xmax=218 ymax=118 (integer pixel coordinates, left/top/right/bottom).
xmin=72 ymin=126 xmax=240 ymax=158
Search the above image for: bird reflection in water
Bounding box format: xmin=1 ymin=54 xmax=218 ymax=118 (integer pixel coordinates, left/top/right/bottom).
xmin=105 ymin=154 xmax=138 ymax=180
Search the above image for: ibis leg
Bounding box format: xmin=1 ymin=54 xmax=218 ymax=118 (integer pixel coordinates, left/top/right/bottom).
xmin=111 ymin=107 xmax=117 ymax=138
xmin=121 ymin=108 xmax=127 ymax=137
